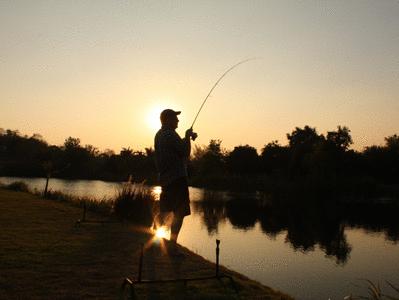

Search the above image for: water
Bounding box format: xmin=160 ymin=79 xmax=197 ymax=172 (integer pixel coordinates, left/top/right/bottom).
xmin=1 ymin=176 xmax=399 ymax=300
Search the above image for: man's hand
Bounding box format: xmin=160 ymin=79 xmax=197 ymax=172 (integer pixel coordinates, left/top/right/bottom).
xmin=185 ymin=128 xmax=198 ymax=141
xmin=191 ymin=132 xmax=198 ymax=141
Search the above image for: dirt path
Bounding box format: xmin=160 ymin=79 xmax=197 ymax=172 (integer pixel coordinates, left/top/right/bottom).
xmin=0 ymin=189 xmax=293 ymax=299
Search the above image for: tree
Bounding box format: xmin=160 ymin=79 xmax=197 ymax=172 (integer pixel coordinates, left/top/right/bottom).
xmin=227 ymin=145 xmax=259 ymax=174
xmin=190 ymin=140 xmax=226 ymax=184
xmin=287 ymin=126 xmax=323 ymax=150
xmin=31 ymin=133 xmax=45 ymax=142
xmin=85 ymin=144 xmax=99 ymax=157
xmin=260 ymin=141 xmax=289 ymax=174
xmin=385 ymin=134 xmax=399 ymax=152
xmin=62 ymin=137 xmax=91 ymax=178
xmin=326 ymin=126 xmax=352 ymax=151
xmin=63 ymin=137 xmax=81 ymax=150
xmin=384 ymin=134 xmax=399 ymax=181
xmin=120 ymin=147 xmax=133 ymax=158
xmin=287 ymin=126 xmax=324 ymax=177
xmin=310 ymin=126 xmax=353 ymax=178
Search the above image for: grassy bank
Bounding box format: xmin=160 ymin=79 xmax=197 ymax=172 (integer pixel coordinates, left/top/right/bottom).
xmin=0 ymin=188 xmax=293 ymax=299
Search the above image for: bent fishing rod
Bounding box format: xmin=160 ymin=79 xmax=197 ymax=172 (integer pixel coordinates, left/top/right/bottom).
xmin=189 ymin=58 xmax=257 ymax=139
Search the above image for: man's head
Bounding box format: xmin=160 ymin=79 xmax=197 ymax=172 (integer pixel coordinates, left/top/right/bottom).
xmin=160 ymin=109 xmax=181 ymax=129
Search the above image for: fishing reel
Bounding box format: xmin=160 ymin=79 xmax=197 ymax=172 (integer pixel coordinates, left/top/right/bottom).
xmin=191 ymin=132 xmax=198 ymax=141
xmin=186 ymin=128 xmax=198 ymax=141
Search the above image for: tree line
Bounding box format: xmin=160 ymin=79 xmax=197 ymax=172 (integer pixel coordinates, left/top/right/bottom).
xmin=0 ymin=129 xmax=156 ymax=183
xmin=189 ymin=126 xmax=399 ymax=193
xmin=0 ymin=126 xmax=398 ymax=193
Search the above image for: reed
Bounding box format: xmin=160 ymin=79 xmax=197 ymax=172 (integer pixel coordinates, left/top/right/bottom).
xmin=112 ymin=181 xmax=155 ymax=226
xmin=0 ymin=180 xmax=155 ymax=224
xmin=345 ymin=280 xmax=399 ymax=300
xmin=42 ymin=189 xmax=111 ymax=216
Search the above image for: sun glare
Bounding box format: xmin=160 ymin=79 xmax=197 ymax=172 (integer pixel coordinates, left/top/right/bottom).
xmin=146 ymin=106 xmax=162 ymax=131
xmin=154 ymin=226 xmax=170 ymax=240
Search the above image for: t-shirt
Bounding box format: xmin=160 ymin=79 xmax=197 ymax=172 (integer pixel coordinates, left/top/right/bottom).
xmin=154 ymin=127 xmax=190 ymax=186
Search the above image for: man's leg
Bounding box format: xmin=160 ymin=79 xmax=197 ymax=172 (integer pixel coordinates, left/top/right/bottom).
xmin=170 ymin=213 xmax=184 ymax=244
xmin=154 ymin=211 xmax=170 ymax=228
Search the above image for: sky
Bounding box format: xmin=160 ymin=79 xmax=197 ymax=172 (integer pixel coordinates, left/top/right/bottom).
xmin=1 ymin=1 xmax=398 ymax=152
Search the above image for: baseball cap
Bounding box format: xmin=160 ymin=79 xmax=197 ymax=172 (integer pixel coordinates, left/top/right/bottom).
xmin=160 ymin=109 xmax=181 ymax=122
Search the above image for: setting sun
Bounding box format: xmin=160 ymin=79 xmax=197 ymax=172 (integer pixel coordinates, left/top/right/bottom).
xmin=146 ymin=106 xmax=162 ymax=131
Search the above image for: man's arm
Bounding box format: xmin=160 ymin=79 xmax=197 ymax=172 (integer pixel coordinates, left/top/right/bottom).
xmin=169 ymin=129 xmax=195 ymax=159
xmin=182 ymin=129 xmax=192 ymax=158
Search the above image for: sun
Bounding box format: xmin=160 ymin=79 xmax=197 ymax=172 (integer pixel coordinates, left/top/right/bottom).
xmin=146 ymin=106 xmax=162 ymax=131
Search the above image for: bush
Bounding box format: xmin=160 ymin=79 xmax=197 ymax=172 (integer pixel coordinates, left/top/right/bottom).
xmin=3 ymin=181 xmax=30 ymax=192
xmin=112 ymin=182 xmax=155 ymax=226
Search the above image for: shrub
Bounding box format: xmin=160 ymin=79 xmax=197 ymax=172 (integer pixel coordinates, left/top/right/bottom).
xmin=112 ymin=182 xmax=155 ymax=226
xmin=3 ymin=181 xmax=30 ymax=192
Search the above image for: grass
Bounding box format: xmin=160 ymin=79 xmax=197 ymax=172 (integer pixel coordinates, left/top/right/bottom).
xmin=0 ymin=180 xmax=155 ymax=225
xmin=113 ymin=181 xmax=155 ymax=225
xmin=0 ymin=188 xmax=293 ymax=299
xmin=345 ymin=280 xmax=399 ymax=300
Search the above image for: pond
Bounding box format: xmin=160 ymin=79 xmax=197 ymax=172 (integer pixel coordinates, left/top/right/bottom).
xmin=1 ymin=176 xmax=399 ymax=300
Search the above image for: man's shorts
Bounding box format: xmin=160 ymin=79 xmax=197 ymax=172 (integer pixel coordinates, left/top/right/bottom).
xmin=160 ymin=177 xmax=191 ymax=217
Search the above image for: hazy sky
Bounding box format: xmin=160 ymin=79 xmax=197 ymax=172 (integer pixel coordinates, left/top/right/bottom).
xmin=1 ymin=1 xmax=398 ymax=152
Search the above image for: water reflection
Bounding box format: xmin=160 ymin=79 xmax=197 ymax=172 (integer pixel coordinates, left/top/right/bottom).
xmin=193 ymin=195 xmax=399 ymax=265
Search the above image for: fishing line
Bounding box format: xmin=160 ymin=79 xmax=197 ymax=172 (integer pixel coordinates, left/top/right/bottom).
xmin=190 ymin=58 xmax=258 ymax=130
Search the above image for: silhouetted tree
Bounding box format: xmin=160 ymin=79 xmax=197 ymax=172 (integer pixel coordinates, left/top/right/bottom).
xmin=1 ymin=126 xmax=398 ymax=192
xmin=191 ymin=140 xmax=226 ymax=186
xmin=287 ymin=126 xmax=324 ymax=177
xmin=385 ymin=134 xmax=399 ymax=151
xmin=326 ymin=126 xmax=353 ymax=151
xmin=260 ymin=141 xmax=289 ymax=175
xmin=227 ymin=145 xmax=259 ymax=174
xmin=310 ymin=126 xmax=353 ymax=179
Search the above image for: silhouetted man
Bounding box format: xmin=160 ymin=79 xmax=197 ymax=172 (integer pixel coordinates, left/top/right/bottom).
xmin=154 ymin=109 xmax=197 ymax=255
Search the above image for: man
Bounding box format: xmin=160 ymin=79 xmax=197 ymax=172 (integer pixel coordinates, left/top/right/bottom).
xmin=154 ymin=109 xmax=197 ymax=254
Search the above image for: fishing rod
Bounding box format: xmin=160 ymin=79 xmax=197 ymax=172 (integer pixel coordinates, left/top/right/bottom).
xmin=190 ymin=58 xmax=257 ymax=136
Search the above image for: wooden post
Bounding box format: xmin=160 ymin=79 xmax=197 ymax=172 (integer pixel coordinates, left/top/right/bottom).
xmin=216 ymin=239 xmax=220 ymax=277
xmin=138 ymin=243 xmax=144 ymax=282
xmin=82 ymin=202 xmax=87 ymax=222
xmin=44 ymin=176 xmax=50 ymax=197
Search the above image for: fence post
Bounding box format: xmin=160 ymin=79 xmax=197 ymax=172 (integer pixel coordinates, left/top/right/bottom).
xmin=82 ymin=202 xmax=87 ymax=222
xmin=44 ymin=176 xmax=50 ymax=197
xmin=138 ymin=243 xmax=144 ymax=282
xmin=216 ymin=239 xmax=220 ymax=277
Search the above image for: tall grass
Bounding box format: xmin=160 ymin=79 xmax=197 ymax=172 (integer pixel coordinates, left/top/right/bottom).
xmin=345 ymin=280 xmax=399 ymax=300
xmin=43 ymin=189 xmax=111 ymax=216
xmin=1 ymin=180 xmax=155 ymax=226
xmin=112 ymin=181 xmax=155 ymax=226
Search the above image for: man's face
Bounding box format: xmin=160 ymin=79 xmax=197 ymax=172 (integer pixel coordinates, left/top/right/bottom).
xmin=171 ymin=116 xmax=179 ymax=129
xmin=164 ymin=115 xmax=178 ymax=129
